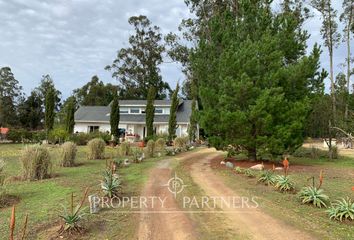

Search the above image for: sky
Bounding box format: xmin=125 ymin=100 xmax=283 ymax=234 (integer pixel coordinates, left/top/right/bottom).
xmin=0 ymin=0 xmax=350 ymax=99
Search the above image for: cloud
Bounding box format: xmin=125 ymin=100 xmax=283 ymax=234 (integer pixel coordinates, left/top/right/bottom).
xmin=0 ymin=0 xmax=349 ymax=99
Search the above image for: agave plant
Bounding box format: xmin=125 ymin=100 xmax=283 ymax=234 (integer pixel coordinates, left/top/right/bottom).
xmin=298 ymin=186 xmax=329 ymax=208
xmin=258 ymin=170 xmax=276 ymax=186
xmin=101 ymin=170 xmax=122 ymax=198
xmin=326 ymin=197 xmax=354 ymax=222
xmin=59 ymin=188 xmax=89 ymax=233
xmin=274 ymin=175 xmax=295 ymax=192
xmin=244 ymin=169 xmax=255 ymax=178
xmin=234 ymin=166 xmax=243 ymax=174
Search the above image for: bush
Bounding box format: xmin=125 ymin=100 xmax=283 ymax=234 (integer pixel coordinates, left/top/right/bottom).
xmin=70 ymin=133 xmax=91 ymax=146
xmin=274 ymin=175 xmax=295 ymax=192
xmin=155 ymin=138 xmax=166 ymax=152
xmin=101 ymin=170 xmax=122 ymax=198
xmin=244 ymin=169 xmax=255 ymax=178
xmin=48 ymin=127 xmax=69 ymax=144
xmin=32 ymin=131 xmax=46 ymax=143
xmin=258 ymin=170 xmax=276 ymax=185
xmin=326 ymin=197 xmax=354 ymax=222
xmin=20 ymin=145 xmax=52 ymax=180
xmin=119 ymin=142 xmax=131 ymax=156
xmin=7 ymin=128 xmax=32 ymax=143
xmin=132 ymin=148 xmax=144 ymax=163
xmin=298 ymin=186 xmax=329 ymax=208
xmin=146 ymin=140 xmax=155 ymax=158
xmin=292 ymin=147 xmax=328 ymax=159
xmin=234 ymin=166 xmax=243 ymax=174
xmin=61 ymin=142 xmax=77 ymax=167
xmin=174 ymin=137 xmax=188 ymax=149
xmin=87 ymin=138 xmax=106 ymax=160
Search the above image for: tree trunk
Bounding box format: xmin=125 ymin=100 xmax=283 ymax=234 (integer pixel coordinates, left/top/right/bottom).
xmin=248 ymin=147 xmax=257 ymax=161
xmin=345 ymin=21 xmax=351 ymax=121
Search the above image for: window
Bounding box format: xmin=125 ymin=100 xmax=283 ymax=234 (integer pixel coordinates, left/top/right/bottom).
xmin=155 ymin=108 xmax=163 ymax=114
xmin=164 ymin=108 xmax=170 ymax=114
xmin=130 ymin=108 xmax=140 ymax=114
xmin=88 ymin=126 xmax=99 ymax=133
xmin=120 ymin=108 xmax=129 ymax=114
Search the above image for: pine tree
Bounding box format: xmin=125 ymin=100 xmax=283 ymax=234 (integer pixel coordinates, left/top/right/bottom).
xmin=45 ymin=88 xmax=55 ymax=134
xmin=110 ymin=93 xmax=120 ymax=141
xmin=168 ymin=84 xmax=179 ymax=142
xmin=65 ymin=96 xmax=76 ymax=134
xmin=311 ymin=0 xmax=341 ymax=118
xmin=146 ymin=87 xmax=156 ymax=139
xmin=188 ymin=0 xmax=323 ymax=160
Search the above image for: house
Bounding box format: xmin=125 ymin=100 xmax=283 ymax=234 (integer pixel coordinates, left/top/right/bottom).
xmin=74 ymin=99 xmax=197 ymax=140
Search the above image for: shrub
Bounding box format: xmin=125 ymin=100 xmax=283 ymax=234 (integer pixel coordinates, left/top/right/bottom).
xmin=274 ymin=175 xmax=295 ymax=192
xmin=298 ymin=186 xmax=329 ymax=208
xmin=20 ymin=145 xmax=52 ymax=180
xmin=119 ymin=142 xmax=131 ymax=156
xmin=258 ymin=170 xmax=276 ymax=185
xmin=165 ymin=148 xmax=175 ymax=156
xmin=48 ymin=127 xmax=69 ymax=144
xmin=61 ymin=142 xmax=77 ymax=167
xmin=234 ymin=166 xmax=243 ymax=174
xmin=87 ymin=138 xmax=106 ymax=160
xmin=70 ymin=133 xmax=91 ymax=146
xmin=7 ymin=128 xmax=31 ymax=143
xmin=155 ymin=138 xmax=166 ymax=152
xmin=132 ymin=148 xmax=144 ymax=163
xmin=101 ymin=170 xmax=122 ymax=198
xmin=146 ymin=140 xmax=155 ymax=158
xmin=326 ymin=197 xmax=354 ymax=222
xmin=292 ymin=147 xmax=328 ymax=159
xmin=174 ymin=137 xmax=188 ymax=149
xmin=32 ymin=131 xmax=46 ymax=143
xmin=244 ymin=169 xmax=255 ymax=178
xmin=59 ymin=188 xmax=88 ymax=233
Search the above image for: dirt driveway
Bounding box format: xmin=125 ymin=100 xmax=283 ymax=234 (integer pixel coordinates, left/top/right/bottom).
xmin=137 ymin=148 xmax=316 ymax=240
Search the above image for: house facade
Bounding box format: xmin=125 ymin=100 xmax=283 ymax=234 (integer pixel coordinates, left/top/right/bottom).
xmin=74 ymin=99 xmax=197 ymax=140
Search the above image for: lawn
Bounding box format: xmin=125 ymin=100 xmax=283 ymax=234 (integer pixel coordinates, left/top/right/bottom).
xmin=0 ymin=143 xmax=161 ymax=239
xmin=213 ymin=152 xmax=354 ymax=240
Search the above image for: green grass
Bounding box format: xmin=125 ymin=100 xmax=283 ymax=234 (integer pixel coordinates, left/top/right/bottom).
xmin=0 ymin=144 xmax=161 ymax=239
xmin=215 ymin=154 xmax=354 ymax=240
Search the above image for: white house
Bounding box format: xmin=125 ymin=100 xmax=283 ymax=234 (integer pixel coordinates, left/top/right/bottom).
xmin=74 ymin=99 xmax=197 ymax=140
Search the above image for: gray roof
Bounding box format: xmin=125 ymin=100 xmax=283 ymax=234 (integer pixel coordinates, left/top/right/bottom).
xmin=75 ymin=100 xmax=192 ymax=124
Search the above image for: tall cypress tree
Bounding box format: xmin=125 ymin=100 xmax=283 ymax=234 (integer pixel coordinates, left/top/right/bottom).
xmin=188 ymin=97 xmax=198 ymax=142
xmin=65 ymin=96 xmax=76 ymax=134
xmin=45 ymin=88 xmax=55 ymax=134
xmin=168 ymin=84 xmax=179 ymax=142
xmin=110 ymin=93 xmax=120 ymax=141
xmin=146 ymin=86 xmax=156 ymax=139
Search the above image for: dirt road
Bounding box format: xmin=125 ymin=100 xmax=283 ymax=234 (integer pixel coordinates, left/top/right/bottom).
xmin=137 ymin=148 xmax=316 ymax=240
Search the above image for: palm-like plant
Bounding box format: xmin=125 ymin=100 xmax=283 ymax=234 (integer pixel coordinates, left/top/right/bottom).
xmin=258 ymin=170 xmax=276 ymax=186
xmin=101 ymin=170 xmax=122 ymax=198
xmin=298 ymin=186 xmax=329 ymax=208
xmin=326 ymin=197 xmax=354 ymax=222
xmin=274 ymin=175 xmax=295 ymax=192
xmin=59 ymin=188 xmax=89 ymax=233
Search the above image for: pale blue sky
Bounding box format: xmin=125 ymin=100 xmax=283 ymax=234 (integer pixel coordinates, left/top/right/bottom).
xmin=0 ymin=0 xmax=350 ymax=99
